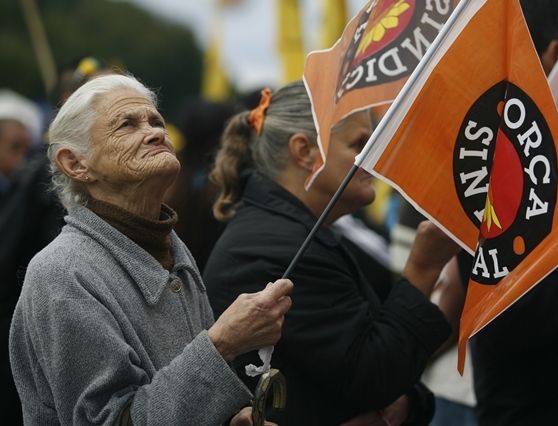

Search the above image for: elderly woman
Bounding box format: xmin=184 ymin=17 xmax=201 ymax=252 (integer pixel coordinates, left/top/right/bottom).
xmin=204 ymin=81 xmax=459 ymax=425
xmin=9 ymin=74 xmax=292 ymax=426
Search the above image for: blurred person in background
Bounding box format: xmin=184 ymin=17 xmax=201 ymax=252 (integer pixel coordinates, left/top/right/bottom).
xmin=165 ymin=98 xmax=237 ymax=271
xmin=0 ymin=90 xmax=41 ymax=191
xmin=52 ymin=56 xmax=112 ymax=107
xmin=1 ymin=56 xmax=113 ymax=425
xmin=0 ymin=89 xmax=46 ymax=426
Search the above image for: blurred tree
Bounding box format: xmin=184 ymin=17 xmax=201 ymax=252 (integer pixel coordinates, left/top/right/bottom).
xmin=0 ymin=0 xmax=202 ymax=117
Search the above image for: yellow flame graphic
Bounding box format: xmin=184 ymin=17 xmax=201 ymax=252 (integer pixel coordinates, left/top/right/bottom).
xmin=355 ymin=0 xmax=411 ymax=57
xmin=483 ymin=190 xmax=502 ymax=232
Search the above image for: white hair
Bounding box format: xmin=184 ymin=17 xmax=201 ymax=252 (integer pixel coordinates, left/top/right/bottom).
xmin=48 ymin=74 xmax=157 ymax=209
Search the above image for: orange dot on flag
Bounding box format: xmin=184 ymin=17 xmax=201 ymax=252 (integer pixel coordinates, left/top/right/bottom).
xmin=496 ymin=100 xmax=505 ymax=117
xmin=513 ymin=236 xmax=526 ymax=255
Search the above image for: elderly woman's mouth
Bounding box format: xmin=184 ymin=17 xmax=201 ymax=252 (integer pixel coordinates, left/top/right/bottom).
xmin=143 ymin=145 xmax=173 ymax=157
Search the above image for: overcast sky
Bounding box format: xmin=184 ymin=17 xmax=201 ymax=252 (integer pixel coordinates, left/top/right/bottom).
xmin=127 ymin=0 xmax=366 ymax=91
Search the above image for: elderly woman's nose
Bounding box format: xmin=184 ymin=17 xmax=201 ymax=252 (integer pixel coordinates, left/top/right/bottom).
xmin=145 ymin=126 xmax=166 ymax=144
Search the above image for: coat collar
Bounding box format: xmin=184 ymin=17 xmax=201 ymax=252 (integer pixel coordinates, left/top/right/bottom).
xmin=241 ymin=173 xmax=341 ymax=248
xmin=65 ymin=206 xmax=195 ymax=305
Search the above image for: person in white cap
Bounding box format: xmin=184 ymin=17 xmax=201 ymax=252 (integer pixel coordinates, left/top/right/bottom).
xmin=0 ymin=89 xmax=42 ymax=191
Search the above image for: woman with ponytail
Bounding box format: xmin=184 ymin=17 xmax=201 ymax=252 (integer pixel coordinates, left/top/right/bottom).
xmin=204 ymin=81 xmax=459 ymax=425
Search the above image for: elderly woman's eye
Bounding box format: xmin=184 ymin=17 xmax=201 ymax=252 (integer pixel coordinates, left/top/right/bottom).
xmin=118 ymin=120 xmax=130 ymax=130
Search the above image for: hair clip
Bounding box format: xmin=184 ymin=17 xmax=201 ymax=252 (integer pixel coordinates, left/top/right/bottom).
xmin=248 ymin=88 xmax=272 ymax=135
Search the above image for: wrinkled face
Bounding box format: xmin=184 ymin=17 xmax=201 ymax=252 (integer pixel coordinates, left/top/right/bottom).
xmin=313 ymin=110 xmax=375 ymax=209
xmin=0 ymin=120 xmax=31 ymax=177
xmin=85 ymin=88 xmax=180 ymax=187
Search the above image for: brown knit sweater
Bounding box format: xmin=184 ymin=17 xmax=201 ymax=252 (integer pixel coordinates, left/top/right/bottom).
xmin=87 ymin=198 xmax=178 ymax=270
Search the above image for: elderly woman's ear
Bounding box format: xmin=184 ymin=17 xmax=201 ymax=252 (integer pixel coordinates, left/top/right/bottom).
xmin=55 ymin=147 xmax=92 ymax=183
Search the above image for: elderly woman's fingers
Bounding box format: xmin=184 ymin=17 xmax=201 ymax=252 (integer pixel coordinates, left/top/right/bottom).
xmin=258 ymin=279 xmax=294 ymax=305
xmin=275 ymin=294 xmax=292 ymax=315
xmin=208 ymin=279 xmax=294 ymax=361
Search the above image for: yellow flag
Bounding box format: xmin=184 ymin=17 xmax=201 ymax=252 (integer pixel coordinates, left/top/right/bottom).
xmin=201 ymin=4 xmax=230 ymax=100
xmin=277 ymin=0 xmax=305 ymax=83
xmin=320 ymin=0 xmax=348 ymax=48
xmin=367 ymin=179 xmax=392 ymax=224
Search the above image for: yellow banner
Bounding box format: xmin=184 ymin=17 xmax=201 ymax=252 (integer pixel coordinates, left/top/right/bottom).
xmin=278 ymin=0 xmax=305 ymax=84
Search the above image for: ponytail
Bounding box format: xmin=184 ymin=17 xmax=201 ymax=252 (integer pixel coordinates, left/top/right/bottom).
xmin=210 ymin=111 xmax=254 ymax=222
xmin=211 ymin=80 xmax=317 ymax=222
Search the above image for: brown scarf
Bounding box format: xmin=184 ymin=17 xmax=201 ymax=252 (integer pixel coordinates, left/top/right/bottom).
xmin=87 ymin=198 xmax=178 ymax=271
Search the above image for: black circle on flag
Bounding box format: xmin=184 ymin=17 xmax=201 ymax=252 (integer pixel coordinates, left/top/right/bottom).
xmin=453 ymin=81 xmax=557 ymax=285
xmin=335 ymin=0 xmax=456 ymax=102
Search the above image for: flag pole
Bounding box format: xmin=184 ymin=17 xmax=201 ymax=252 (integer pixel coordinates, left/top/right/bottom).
xmin=283 ymin=0 xmax=471 ymax=280
xmin=354 ymin=0 xmax=469 ymax=168
xmin=282 ymin=163 xmax=359 ymax=279
xmin=263 ymin=145 xmax=357 ymax=426
xmin=19 ymin=0 xmax=57 ymax=96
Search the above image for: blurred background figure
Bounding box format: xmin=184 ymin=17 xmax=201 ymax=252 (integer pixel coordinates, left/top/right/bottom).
xmin=0 ymin=55 xmax=116 ymax=425
xmin=0 ymin=90 xmax=42 ymax=189
xmin=0 ymin=89 xmax=46 ymax=426
xmin=165 ymin=98 xmax=237 ymax=271
xmin=52 ymin=56 xmax=112 ymax=107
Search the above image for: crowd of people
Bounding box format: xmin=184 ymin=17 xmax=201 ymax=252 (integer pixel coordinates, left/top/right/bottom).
xmin=1 ymin=0 xmax=558 ymax=425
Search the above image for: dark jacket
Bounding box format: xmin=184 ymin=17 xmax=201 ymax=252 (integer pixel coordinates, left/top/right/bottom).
xmin=457 ymin=252 xmax=558 ymax=426
xmin=0 ymin=150 xmax=64 ymax=426
xmin=204 ymin=174 xmax=451 ymax=425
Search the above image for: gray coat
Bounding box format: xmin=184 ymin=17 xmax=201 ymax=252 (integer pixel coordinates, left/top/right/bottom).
xmin=9 ymin=206 xmax=251 ymax=425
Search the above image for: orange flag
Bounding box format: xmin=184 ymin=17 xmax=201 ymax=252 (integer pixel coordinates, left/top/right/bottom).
xmin=356 ymin=0 xmax=558 ymax=373
xmin=303 ymin=0 xmax=460 ymax=187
